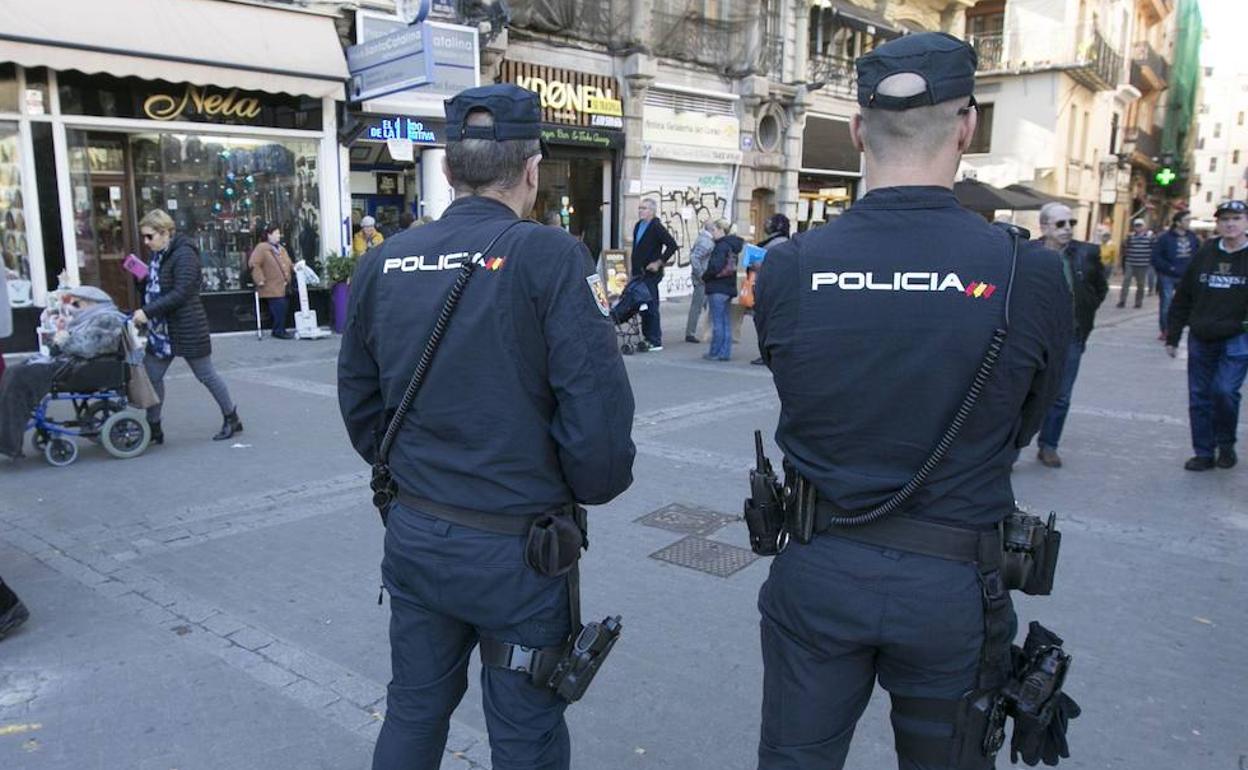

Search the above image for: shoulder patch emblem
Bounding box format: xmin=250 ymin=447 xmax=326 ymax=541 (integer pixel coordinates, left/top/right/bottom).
xmin=586 ymin=274 xmax=610 ymax=317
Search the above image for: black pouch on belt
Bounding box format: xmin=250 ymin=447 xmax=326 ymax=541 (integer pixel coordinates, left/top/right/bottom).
xmin=1002 ymin=510 xmax=1062 ymax=595
xmin=524 ymin=506 xmax=587 ymax=577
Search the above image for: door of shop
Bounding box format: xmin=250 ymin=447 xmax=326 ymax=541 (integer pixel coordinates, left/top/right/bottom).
xmin=68 ymin=132 xmax=139 ymax=310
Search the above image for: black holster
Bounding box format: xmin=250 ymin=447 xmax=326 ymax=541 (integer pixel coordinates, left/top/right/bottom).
xmin=1002 ymin=510 xmax=1061 ymax=595
xmin=524 ymin=505 xmax=588 ymax=577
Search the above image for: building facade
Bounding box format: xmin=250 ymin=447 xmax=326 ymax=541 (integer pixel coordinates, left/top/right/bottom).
xmin=0 ymin=0 xmax=348 ymax=348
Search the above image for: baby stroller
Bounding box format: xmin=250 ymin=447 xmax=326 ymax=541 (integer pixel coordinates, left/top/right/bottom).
xmin=27 ymin=350 xmax=152 ymax=467
xmin=610 ymin=276 xmax=653 ymax=355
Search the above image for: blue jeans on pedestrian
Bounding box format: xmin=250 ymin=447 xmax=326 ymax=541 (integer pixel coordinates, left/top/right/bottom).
xmin=1157 ymin=275 xmax=1177 ymax=332
xmin=639 ymin=274 xmax=663 ymax=346
xmin=1038 ymin=340 xmax=1086 ymax=450
xmin=1187 ymin=334 xmax=1248 ymax=458
xmin=707 ymin=293 xmax=732 ymax=360
xmin=373 ymin=502 xmax=571 ymax=770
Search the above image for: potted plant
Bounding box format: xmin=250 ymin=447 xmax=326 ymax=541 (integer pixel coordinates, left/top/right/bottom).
xmin=324 ymin=251 xmax=357 ymax=334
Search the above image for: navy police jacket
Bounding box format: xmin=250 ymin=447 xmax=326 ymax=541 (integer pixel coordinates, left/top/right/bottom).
xmin=337 ymin=196 xmax=636 ymax=516
xmin=755 ymin=186 xmax=1073 ymax=528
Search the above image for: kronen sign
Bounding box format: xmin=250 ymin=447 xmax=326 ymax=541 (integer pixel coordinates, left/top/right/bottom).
xmin=143 ymin=85 xmax=263 ymax=122
xmin=514 ymin=76 xmax=622 ymax=119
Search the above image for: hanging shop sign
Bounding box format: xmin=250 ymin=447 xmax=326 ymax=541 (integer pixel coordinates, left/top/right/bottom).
xmin=57 ymin=72 xmax=320 ymax=130
xmin=501 ymin=62 xmax=624 ymax=130
xmin=356 ymin=15 xmax=480 ymax=102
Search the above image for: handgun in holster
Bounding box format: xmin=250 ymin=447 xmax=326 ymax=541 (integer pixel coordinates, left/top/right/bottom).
xmin=1002 ymin=510 xmax=1062 ymax=595
xmin=744 ymin=430 xmax=789 ymax=555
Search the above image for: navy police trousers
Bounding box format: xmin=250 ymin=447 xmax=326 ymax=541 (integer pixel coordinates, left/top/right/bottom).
xmin=757 ymin=535 xmax=1015 ymax=770
xmin=373 ymin=502 xmax=572 ymax=770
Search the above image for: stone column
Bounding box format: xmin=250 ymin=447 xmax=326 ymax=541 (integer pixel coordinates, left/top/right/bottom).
xmin=621 ymin=51 xmax=657 ymax=248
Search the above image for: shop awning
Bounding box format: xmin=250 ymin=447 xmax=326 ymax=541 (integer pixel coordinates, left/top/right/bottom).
xmin=1003 ymin=184 xmax=1079 ymax=209
xmin=0 ymin=0 xmax=347 ymax=99
xmin=953 ymin=178 xmax=1043 ymax=212
xmin=811 ymin=0 xmax=903 ymax=39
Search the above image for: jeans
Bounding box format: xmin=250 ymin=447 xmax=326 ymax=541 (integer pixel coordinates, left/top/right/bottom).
xmin=708 ymin=293 xmax=732 ymax=360
xmin=1157 ymin=275 xmax=1177 ymax=332
xmin=267 ymin=296 xmax=289 ymax=336
xmin=1038 ymin=340 xmax=1085 ymax=450
xmin=144 ymin=354 xmax=236 ymax=424
xmin=685 ymin=277 xmax=706 ymax=339
xmin=1187 ymin=334 xmax=1248 ymax=458
xmin=373 ymin=502 xmax=571 ymax=770
xmin=639 ymin=274 xmax=663 ymax=346
xmin=1120 ymin=265 xmax=1149 ymax=306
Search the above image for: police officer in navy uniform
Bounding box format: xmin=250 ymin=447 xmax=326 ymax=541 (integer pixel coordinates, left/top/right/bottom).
xmin=337 ymin=84 xmax=636 ymax=770
xmin=753 ymin=34 xmax=1072 ymax=769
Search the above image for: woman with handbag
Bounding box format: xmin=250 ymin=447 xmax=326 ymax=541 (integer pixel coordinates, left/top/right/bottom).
xmin=702 ymin=218 xmax=743 ymax=362
xmin=132 ymin=209 xmax=242 ymax=444
xmin=248 ymin=224 xmax=295 ymax=339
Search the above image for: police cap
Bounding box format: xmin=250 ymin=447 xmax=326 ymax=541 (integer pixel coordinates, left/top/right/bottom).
xmin=857 ymin=32 xmax=977 ymax=111
xmin=445 ymin=84 xmax=542 ymax=142
xmin=1215 ymin=199 xmax=1247 ymax=217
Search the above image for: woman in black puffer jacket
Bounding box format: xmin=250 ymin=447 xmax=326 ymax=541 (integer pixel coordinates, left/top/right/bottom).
xmin=132 ymin=209 xmax=241 ymax=444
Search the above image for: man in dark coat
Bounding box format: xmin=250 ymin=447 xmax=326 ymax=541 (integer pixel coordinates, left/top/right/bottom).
xmin=1152 ymin=210 xmax=1201 ymax=337
xmin=630 ymin=198 xmax=678 ymax=350
xmin=1035 ymin=201 xmax=1108 ymax=468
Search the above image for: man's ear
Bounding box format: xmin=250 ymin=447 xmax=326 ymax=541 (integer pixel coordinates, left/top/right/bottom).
xmin=955 ymin=109 xmax=978 ymax=153
xmin=526 ymin=154 xmax=541 ymax=187
xmin=442 ymin=156 xmax=453 ymax=186
xmin=849 ymin=113 xmax=866 ymax=152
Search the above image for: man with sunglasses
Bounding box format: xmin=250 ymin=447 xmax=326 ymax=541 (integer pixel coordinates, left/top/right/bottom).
xmin=1034 ymin=202 xmax=1108 ymax=468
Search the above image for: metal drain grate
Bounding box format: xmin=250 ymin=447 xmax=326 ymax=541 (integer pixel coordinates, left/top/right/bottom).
xmin=635 ymin=503 xmax=734 ymax=536
xmin=649 ymin=535 xmax=759 ymax=577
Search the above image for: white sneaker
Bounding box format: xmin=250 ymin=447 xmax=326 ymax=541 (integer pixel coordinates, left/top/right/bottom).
xmin=648 ymin=345 xmax=663 ymax=351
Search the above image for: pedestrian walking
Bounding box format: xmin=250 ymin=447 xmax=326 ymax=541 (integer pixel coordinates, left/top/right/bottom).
xmin=751 ymin=33 xmax=1076 ymax=769
xmin=701 ymin=218 xmax=740 ymax=362
xmin=1165 ymin=200 xmax=1248 ymax=471
xmin=630 ymin=198 xmax=678 ymax=351
xmin=1152 ymin=211 xmax=1201 ymax=339
xmin=352 ymin=215 xmax=385 ymax=257
xmin=1035 ymin=201 xmax=1108 ymax=468
xmin=1118 ymin=218 xmax=1154 ymax=308
xmin=684 ymin=221 xmax=715 ymax=343
xmin=337 ymin=84 xmax=635 ymax=770
xmin=248 ymin=224 xmax=294 ymax=339
xmin=132 ymin=209 xmax=241 ymax=445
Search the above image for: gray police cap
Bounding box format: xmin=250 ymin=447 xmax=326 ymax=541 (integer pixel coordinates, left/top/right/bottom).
xmin=856 ymin=32 xmax=977 ymax=111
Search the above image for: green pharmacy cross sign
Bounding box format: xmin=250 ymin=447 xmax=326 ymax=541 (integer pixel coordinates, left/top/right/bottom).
xmin=1155 ymin=167 xmax=1177 ymax=187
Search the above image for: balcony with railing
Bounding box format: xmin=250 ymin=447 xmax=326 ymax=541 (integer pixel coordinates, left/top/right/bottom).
xmin=1130 ymin=41 xmax=1169 ymax=92
xmin=807 ymin=53 xmax=857 ymax=99
xmin=1125 ymin=125 xmax=1162 ymax=166
xmin=651 ymin=10 xmax=785 ymax=79
xmin=507 ymin=0 xmax=630 ymax=49
xmin=967 ymin=26 xmax=1122 ymax=91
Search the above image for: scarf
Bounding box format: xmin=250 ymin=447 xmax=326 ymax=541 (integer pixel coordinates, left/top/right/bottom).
xmin=144 ymin=248 xmax=174 ymax=360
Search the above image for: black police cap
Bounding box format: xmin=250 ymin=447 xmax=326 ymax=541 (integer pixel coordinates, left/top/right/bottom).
xmin=1215 ymin=199 xmax=1247 ymax=217
xmin=856 ymin=32 xmax=977 ymax=111
xmin=445 ymin=84 xmax=542 ymax=142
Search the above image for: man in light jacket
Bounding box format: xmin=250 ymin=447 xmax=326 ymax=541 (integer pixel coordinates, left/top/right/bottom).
xmin=685 ymin=221 xmax=715 ymax=343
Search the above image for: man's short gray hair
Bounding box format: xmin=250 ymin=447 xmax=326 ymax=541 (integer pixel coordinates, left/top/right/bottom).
xmin=1038 ymin=202 xmax=1069 ymax=225
xmin=445 ymin=109 xmax=541 ymax=195
xmin=641 ymin=198 xmax=657 ymax=209
xmin=859 ymin=73 xmax=967 ymax=158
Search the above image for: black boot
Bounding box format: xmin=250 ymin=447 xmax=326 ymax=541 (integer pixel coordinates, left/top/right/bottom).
xmin=148 ymin=420 xmax=164 ymax=445
xmin=0 ymin=578 xmax=30 ymax=640
xmin=212 ymin=409 xmax=243 ymax=441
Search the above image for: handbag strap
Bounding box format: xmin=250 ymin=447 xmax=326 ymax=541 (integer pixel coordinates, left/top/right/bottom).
xmin=376 ymin=218 xmax=534 ymax=468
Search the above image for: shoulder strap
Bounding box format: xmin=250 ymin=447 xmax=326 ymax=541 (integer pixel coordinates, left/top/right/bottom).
xmin=375 ymin=218 xmax=534 ymax=468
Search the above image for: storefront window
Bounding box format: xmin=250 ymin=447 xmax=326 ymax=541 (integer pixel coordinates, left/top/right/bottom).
xmin=68 ymin=130 xmax=319 ymax=301
xmin=1 ymin=122 xmax=33 ymax=307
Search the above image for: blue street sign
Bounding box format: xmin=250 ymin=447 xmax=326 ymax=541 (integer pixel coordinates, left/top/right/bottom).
xmin=346 ymin=24 xmax=427 ymax=74
xmin=350 ymin=52 xmax=434 ymax=102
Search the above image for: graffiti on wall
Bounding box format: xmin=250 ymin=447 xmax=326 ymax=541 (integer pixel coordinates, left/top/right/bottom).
xmin=640 ymin=177 xmax=729 ymax=297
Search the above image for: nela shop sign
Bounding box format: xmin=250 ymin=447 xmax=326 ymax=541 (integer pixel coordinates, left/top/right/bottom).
xmin=143 ymin=84 xmax=264 ymax=122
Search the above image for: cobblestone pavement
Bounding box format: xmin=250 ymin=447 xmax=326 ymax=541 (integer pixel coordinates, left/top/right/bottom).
xmin=1 ymin=297 xmax=1245 ymax=769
